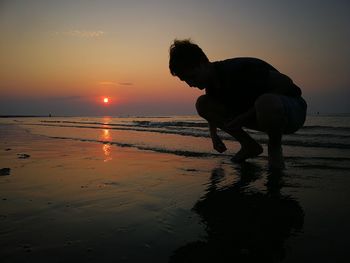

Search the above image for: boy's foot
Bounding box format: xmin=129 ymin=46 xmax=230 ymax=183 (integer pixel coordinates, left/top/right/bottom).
xmin=268 ymin=146 xmax=285 ymax=170
xmin=231 ymin=143 xmax=263 ymax=163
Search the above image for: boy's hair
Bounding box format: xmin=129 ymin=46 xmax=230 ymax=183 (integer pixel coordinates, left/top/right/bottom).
xmin=169 ymin=39 xmax=209 ymax=77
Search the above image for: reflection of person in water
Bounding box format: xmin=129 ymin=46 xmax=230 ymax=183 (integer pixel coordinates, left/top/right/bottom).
xmin=170 ymin=164 xmax=304 ymax=263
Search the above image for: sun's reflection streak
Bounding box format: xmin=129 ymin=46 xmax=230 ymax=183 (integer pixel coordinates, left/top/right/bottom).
xmin=103 ymin=129 xmax=111 ymax=140
xmin=101 ymin=128 xmax=112 ymax=162
xmin=103 ymin=116 xmax=111 ymax=126
xmin=102 ymin=143 xmax=112 ymax=162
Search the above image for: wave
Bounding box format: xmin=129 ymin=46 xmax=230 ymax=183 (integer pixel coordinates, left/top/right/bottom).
xmin=301 ymin=125 xmax=350 ymax=132
xmin=288 ymin=132 xmax=350 ymax=139
xmin=48 ymin=136 xmax=223 ymax=158
xmin=291 ymin=164 xmax=350 ymax=170
xmin=39 ymin=120 xmax=350 ymax=137
xmin=41 ymin=120 xmax=350 ymax=131
xmin=41 ymin=120 xmax=208 ymax=128
xmin=43 ymin=135 xmax=350 ymax=165
xmin=131 ymin=120 xmax=208 ymax=128
xmin=26 ymin=122 xmax=350 ymax=149
xmin=32 ymin=123 xmax=210 ymax=138
xmin=281 ymin=139 xmax=350 ymax=149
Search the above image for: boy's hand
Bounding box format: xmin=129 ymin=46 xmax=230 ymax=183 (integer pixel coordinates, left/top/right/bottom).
xmin=212 ymin=136 xmax=227 ymax=153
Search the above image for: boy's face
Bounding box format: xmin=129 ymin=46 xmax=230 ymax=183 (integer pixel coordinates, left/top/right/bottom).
xmin=178 ymin=64 xmax=209 ymax=90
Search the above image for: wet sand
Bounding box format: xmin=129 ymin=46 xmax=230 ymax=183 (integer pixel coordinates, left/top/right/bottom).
xmin=1 ymin=124 xmax=350 ymax=262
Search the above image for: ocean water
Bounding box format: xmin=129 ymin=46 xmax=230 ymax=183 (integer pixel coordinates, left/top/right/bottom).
xmin=1 ymin=115 xmax=350 ymax=262
xmin=3 ymin=114 xmax=350 ymax=168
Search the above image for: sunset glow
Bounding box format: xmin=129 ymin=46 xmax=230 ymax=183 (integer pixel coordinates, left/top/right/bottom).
xmin=0 ymin=1 xmax=349 ymax=115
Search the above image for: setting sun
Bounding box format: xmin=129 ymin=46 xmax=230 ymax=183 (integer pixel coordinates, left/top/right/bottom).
xmin=103 ymin=97 xmax=109 ymax=104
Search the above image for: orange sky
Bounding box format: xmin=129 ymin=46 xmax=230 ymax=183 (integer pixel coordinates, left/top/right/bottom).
xmin=1 ymin=0 xmax=349 ymax=115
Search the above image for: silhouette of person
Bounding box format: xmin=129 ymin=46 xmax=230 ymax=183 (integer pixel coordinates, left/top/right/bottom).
xmin=169 ymin=165 xmax=304 ymax=262
xmin=169 ymin=40 xmax=307 ymax=170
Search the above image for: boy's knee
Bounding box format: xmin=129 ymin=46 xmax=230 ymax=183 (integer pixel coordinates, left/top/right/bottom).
xmin=255 ymin=94 xmax=286 ymax=131
xmin=196 ymin=95 xmax=211 ymax=118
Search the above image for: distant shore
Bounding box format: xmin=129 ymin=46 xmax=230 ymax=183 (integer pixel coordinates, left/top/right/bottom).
xmin=1 ymin=113 xmax=350 ymax=118
xmin=0 ymin=115 xmax=51 ymax=118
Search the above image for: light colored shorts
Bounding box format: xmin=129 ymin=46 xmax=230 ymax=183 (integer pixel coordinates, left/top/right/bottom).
xmin=279 ymin=95 xmax=307 ymax=134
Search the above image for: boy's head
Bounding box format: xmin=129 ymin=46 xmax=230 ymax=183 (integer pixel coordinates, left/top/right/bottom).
xmin=169 ymin=39 xmax=210 ymax=89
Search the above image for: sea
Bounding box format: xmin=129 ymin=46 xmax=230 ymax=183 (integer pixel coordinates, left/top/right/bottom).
xmin=3 ymin=114 xmax=350 ymax=168
xmin=1 ymin=114 xmax=350 ymax=262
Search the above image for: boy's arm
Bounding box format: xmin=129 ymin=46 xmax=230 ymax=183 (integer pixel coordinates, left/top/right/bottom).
xmin=224 ymin=107 xmax=256 ymax=130
xmin=209 ymin=123 xmax=227 ymax=153
xmin=268 ymin=71 xmax=301 ymax=97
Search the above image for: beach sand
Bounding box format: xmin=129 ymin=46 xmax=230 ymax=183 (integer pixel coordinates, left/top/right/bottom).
xmin=1 ymin=123 xmax=350 ymax=262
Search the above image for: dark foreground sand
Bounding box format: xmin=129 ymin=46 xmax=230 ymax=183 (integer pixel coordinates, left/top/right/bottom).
xmin=1 ymin=124 xmax=349 ymax=262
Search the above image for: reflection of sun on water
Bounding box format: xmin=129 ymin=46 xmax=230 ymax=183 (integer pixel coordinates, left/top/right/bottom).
xmin=103 ymin=116 xmax=111 ymax=126
xmin=103 ymin=144 xmax=112 ymax=162
xmin=103 ymin=129 xmax=110 ymax=140
xmin=101 ymin=129 xmax=112 ymax=162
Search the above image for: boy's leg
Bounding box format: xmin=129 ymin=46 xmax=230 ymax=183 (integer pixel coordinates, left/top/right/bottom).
xmin=196 ymin=95 xmax=263 ymax=161
xmin=254 ymin=94 xmax=287 ymax=169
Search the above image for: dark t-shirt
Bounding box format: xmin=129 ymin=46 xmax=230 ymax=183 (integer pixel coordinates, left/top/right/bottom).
xmin=206 ymin=57 xmax=301 ymax=113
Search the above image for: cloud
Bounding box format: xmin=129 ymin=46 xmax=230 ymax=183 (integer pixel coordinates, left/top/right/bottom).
xmin=53 ymin=30 xmax=105 ymax=38
xmin=98 ymin=81 xmax=117 ymax=86
xmin=98 ymin=81 xmax=134 ymax=86
xmin=119 ymin=82 xmax=133 ymax=86
xmin=47 ymin=95 xmax=86 ymax=101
